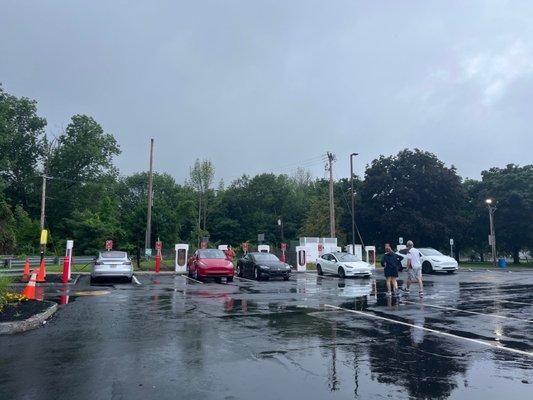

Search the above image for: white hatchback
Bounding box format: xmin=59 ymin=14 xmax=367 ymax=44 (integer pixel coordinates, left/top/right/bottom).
xmin=396 ymin=247 xmax=458 ymax=274
xmin=316 ymin=252 xmax=373 ymax=279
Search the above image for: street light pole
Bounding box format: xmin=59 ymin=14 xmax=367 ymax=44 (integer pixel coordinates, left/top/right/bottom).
xmin=486 ymin=199 xmax=497 ymax=268
xmin=350 ymin=153 xmax=358 ymax=255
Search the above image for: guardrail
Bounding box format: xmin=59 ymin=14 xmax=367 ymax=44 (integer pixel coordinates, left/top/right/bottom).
xmin=0 ymin=256 xmax=95 ymax=269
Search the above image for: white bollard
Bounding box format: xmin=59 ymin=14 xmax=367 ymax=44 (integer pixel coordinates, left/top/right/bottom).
xmin=258 ymin=244 xmax=270 ymax=253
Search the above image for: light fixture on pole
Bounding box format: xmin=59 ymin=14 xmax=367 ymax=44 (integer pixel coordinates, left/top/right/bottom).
xmin=350 ymin=153 xmax=358 ymax=255
xmin=485 ymin=198 xmax=497 ymax=268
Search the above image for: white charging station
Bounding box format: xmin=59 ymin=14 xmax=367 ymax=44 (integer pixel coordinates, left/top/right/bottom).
xmin=365 ymin=245 xmax=376 ymax=268
xmin=345 ymin=244 xmax=363 ymax=260
xmin=174 ymin=244 xmax=189 ymax=273
xmin=258 ymin=244 xmax=270 ymax=253
xmin=218 ymin=245 xmax=228 ymax=251
xmin=295 ymin=246 xmax=307 ymax=272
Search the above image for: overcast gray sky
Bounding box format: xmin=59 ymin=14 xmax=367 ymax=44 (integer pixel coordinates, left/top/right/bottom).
xmin=1 ymin=1 xmax=532 ymax=183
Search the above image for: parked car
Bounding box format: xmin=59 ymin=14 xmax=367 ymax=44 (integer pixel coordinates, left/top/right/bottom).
xmin=187 ymin=249 xmax=234 ymax=282
xmin=91 ymin=251 xmax=133 ymax=282
xmin=236 ymin=252 xmax=291 ymax=281
xmin=316 ymin=252 xmax=373 ymax=278
xmin=396 ymin=247 xmax=458 ymax=274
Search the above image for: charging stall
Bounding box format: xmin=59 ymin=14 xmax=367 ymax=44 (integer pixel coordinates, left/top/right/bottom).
xmin=174 ymin=244 xmax=189 ymax=273
xmin=365 ymin=246 xmax=376 ymax=268
xmin=295 ymin=246 xmax=307 ymax=272
xmin=64 ymin=240 xmax=74 ymax=281
xmin=258 ymin=244 xmax=270 ymax=253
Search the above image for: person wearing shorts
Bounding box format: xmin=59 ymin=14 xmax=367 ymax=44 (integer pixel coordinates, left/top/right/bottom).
xmin=402 ymin=240 xmax=424 ymax=296
xmin=381 ymin=243 xmax=402 ymax=296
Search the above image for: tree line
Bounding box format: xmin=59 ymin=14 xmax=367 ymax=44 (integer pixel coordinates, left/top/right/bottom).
xmin=1 ymin=85 xmax=531 ymax=263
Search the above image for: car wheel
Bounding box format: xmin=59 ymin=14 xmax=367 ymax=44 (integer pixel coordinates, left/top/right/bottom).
xmin=317 ymin=264 xmax=323 ymax=276
xmin=227 ymin=276 xmax=234 ymax=282
xmin=214 ymin=277 xmax=222 ymax=283
xmin=283 ymin=276 xmax=289 ymax=281
xmin=338 ymin=267 xmax=346 ymax=279
xmin=237 ymin=265 xmax=243 ymax=277
xmin=193 ymin=269 xmax=200 ymax=281
xmin=90 ymin=276 xmax=96 ymax=285
xmin=422 ymin=261 xmax=433 ymax=274
xmin=447 ymin=270 xmax=456 ymax=274
xmin=254 ymin=268 xmax=261 ymax=281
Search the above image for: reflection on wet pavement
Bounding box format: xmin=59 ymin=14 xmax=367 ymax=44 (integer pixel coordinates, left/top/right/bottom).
xmin=1 ymin=271 xmax=532 ymax=399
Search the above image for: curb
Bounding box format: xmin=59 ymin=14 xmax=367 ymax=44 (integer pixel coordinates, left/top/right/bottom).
xmin=0 ymin=301 xmax=58 ymax=335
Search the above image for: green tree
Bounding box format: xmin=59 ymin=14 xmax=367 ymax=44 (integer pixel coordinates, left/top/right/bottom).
xmin=0 ymin=85 xmax=47 ymax=214
xmin=478 ymin=164 xmax=533 ymax=263
xmin=359 ymin=149 xmax=465 ymax=250
xmin=187 ymin=159 xmax=214 ymax=243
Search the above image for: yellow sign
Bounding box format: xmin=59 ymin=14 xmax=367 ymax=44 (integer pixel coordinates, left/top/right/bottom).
xmin=40 ymin=229 xmax=48 ymax=245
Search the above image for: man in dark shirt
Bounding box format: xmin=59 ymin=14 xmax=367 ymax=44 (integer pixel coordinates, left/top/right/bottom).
xmin=381 ymin=243 xmax=402 ymax=296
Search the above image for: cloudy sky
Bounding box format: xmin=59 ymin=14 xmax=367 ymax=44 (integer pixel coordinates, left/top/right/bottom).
xmin=1 ymin=1 xmax=532 ymax=183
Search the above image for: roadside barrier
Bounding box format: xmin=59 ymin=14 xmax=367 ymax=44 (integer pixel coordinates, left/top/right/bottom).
xmin=21 ymin=270 xmax=37 ymax=300
xmin=22 ymin=258 xmax=30 ymax=282
xmin=36 ymin=257 xmax=46 ymax=283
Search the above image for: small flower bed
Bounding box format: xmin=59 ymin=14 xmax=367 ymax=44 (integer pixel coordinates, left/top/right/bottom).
xmin=0 ymin=276 xmax=27 ymax=312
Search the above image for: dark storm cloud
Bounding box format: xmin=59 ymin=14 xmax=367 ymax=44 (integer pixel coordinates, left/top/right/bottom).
xmin=1 ymin=1 xmax=532 ymax=183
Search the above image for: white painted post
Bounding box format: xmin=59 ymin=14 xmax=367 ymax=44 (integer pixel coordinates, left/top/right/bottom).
xmin=258 ymin=244 xmax=270 ymax=253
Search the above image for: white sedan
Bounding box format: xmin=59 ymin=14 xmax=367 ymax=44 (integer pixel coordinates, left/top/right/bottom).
xmin=316 ymin=252 xmax=373 ymax=278
xmin=396 ymin=247 xmax=459 ymax=274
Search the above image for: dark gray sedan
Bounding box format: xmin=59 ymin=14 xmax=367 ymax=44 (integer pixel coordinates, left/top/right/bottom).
xmin=236 ymin=252 xmax=291 ymax=281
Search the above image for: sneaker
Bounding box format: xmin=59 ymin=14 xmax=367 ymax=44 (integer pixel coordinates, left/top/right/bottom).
xmin=419 ymin=291 xmax=424 ymax=297
xmin=386 ymin=292 xmax=392 ymax=297
xmin=400 ymin=287 xmax=410 ymax=294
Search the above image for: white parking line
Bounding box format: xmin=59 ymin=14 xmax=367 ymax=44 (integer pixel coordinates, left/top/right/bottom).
xmin=305 ymin=273 xmax=338 ymax=280
xmin=132 ymin=275 xmax=141 ymax=285
xmin=324 ymin=304 xmax=533 ymax=358
xmin=181 ymin=275 xmax=204 ymax=284
xmin=401 ymin=300 xmax=533 ymax=323
xmin=234 ymin=276 xmax=256 ymax=283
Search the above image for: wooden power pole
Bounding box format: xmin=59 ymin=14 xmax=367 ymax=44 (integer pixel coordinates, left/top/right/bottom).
xmin=145 ymin=138 xmax=154 ymax=255
xmin=326 ymin=152 xmax=336 ymax=238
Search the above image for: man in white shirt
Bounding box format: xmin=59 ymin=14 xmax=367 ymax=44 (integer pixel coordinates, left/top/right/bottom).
xmin=402 ymin=240 xmax=424 ymax=296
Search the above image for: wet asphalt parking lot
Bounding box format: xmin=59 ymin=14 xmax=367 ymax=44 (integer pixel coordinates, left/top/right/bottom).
xmin=1 ymin=270 xmax=532 ymax=400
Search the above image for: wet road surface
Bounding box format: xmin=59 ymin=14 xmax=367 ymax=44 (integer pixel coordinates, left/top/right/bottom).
xmin=1 ymin=270 xmax=532 ymax=399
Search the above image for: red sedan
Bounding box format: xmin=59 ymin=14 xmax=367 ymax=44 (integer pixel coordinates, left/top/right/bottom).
xmin=187 ymin=249 xmax=235 ymax=282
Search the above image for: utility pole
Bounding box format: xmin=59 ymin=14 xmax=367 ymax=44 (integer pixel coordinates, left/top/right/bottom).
xmin=350 ymin=153 xmax=358 ymax=254
xmin=40 ymin=174 xmax=47 ymax=230
xmin=145 ymin=138 xmax=154 ymax=256
xmin=486 ymin=198 xmax=497 ymax=268
xmin=326 ymin=152 xmax=336 ymax=238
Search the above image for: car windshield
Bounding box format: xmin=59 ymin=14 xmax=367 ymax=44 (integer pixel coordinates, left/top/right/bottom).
xmin=336 ymin=253 xmax=361 ymax=262
xmin=198 ymin=249 xmax=226 ymax=259
xmin=254 ymin=253 xmax=280 ymax=262
xmin=419 ymin=248 xmax=443 ymax=256
xmin=100 ymin=251 xmax=127 ymax=259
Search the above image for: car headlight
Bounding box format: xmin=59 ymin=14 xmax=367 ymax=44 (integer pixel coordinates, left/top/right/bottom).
xmin=259 ymin=265 xmax=270 ymax=270
xmin=344 ymin=265 xmax=354 ymax=269
xmin=430 ymin=258 xmax=440 ymax=262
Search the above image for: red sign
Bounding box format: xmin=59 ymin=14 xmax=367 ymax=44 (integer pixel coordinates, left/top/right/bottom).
xmin=200 ymin=241 xmax=208 ymax=249
xmin=241 ymin=243 xmax=249 ymax=252
xmin=105 ymin=240 xmax=113 ymax=250
xmin=281 ymin=243 xmax=287 ymax=252
xmin=318 ymin=243 xmax=324 ymax=252
xmin=155 ymin=241 xmax=162 ymax=251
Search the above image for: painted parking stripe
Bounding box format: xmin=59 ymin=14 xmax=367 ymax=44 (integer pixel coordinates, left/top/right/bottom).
xmin=324 ymin=304 xmax=533 ymax=358
xmin=181 ymin=275 xmax=204 ymax=284
xmin=401 ymin=300 xmax=533 ymax=323
xmin=234 ymin=276 xmax=256 ymax=283
xmin=132 ymin=275 xmax=141 ymax=285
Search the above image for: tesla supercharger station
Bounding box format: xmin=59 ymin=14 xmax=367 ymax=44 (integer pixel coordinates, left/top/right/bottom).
xmin=174 ymin=244 xmax=189 ymax=273
xmin=218 ymin=245 xmax=228 ymax=251
xmin=365 ymin=246 xmax=376 ymax=268
xmin=258 ymin=244 xmax=270 ymax=253
xmin=346 ymin=244 xmax=363 ymax=260
xmin=295 ymin=246 xmax=307 ymax=272
xmin=396 ymin=244 xmax=407 ymax=252
xmin=66 ymin=240 xmax=74 ymax=280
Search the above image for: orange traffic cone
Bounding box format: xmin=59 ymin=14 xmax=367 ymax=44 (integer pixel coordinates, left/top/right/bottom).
xmin=22 ymin=257 xmax=30 ymax=282
xmin=22 ymin=270 xmax=37 ymax=300
xmin=36 ymin=257 xmax=46 ymax=283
